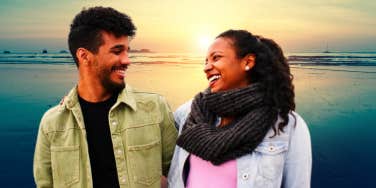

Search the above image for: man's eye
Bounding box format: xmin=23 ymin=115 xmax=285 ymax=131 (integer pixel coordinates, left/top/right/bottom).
xmin=113 ymin=51 xmax=122 ymax=55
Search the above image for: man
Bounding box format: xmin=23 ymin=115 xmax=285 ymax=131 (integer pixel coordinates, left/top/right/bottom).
xmin=33 ymin=7 xmax=177 ymax=188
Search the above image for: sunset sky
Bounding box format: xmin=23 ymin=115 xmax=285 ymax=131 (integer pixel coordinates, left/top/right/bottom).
xmin=0 ymin=0 xmax=375 ymax=52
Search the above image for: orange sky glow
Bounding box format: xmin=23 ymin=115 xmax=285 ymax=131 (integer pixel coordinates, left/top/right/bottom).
xmin=0 ymin=0 xmax=375 ymax=52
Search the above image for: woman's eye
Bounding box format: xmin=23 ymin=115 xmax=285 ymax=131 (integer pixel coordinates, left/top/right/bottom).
xmin=213 ymin=55 xmax=221 ymax=61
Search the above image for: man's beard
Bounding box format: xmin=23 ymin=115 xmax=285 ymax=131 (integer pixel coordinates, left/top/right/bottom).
xmin=100 ymin=69 xmax=125 ymax=94
xmin=102 ymin=78 xmax=125 ymax=94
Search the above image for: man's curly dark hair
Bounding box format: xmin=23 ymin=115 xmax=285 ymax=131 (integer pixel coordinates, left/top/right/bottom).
xmin=68 ymin=6 xmax=136 ymax=66
xmin=217 ymin=30 xmax=295 ymax=135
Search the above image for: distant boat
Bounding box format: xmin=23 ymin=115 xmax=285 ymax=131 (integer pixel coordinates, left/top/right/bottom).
xmin=323 ymin=43 xmax=330 ymax=53
xmin=42 ymin=49 xmax=48 ymax=53
xmin=3 ymin=50 xmax=11 ymax=54
xmin=59 ymin=50 xmax=68 ymax=53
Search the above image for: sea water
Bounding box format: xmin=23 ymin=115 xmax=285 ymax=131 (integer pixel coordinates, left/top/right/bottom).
xmin=0 ymin=51 xmax=375 ymax=187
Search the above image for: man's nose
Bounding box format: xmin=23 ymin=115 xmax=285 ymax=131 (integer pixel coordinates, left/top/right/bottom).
xmin=120 ymin=53 xmax=131 ymax=65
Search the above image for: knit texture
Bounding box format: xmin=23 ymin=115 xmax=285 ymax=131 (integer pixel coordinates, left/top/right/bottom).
xmin=176 ymin=83 xmax=278 ymax=165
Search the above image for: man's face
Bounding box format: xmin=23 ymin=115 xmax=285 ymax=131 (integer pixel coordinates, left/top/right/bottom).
xmin=92 ymin=31 xmax=130 ymax=93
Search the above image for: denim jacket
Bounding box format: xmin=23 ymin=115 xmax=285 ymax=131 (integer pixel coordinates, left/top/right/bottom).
xmin=168 ymin=101 xmax=311 ymax=188
xmin=33 ymin=85 xmax=178 ymax=188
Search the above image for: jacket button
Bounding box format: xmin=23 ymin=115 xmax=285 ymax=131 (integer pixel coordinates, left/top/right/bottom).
xmin=242 ymin=173 xmax=249 ymax=180
xmin=269 ymin=146 xmax=274 ymax=151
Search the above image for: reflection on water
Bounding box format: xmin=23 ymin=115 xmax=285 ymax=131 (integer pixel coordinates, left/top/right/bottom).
xmin=0 ymin=63 xmax=375 ymax=187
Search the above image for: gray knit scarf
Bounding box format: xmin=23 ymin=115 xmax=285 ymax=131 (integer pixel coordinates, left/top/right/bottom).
xmin=176 ymin=83 xmax=278 ymax=165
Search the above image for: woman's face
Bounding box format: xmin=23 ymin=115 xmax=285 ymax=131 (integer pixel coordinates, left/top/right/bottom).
xmin=204 ymin=37 xmax=251 ymax=93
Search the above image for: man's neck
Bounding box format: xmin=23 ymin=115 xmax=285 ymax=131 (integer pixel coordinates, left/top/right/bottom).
xmin=77 ymin=80 xmax=113 ymax=103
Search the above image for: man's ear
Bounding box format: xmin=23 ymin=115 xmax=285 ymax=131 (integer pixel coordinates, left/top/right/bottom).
xmin=76 ymin=48 xmax=92 ymax=66
xmin=243 ymin=54 xmax=255 ymax=71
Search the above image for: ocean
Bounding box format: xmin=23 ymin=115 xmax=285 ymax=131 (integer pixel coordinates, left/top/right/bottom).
xmin=1 ymin=51 xmax=376 ymax=67
xmin=0 ymin=51 xmax=375 ymax=187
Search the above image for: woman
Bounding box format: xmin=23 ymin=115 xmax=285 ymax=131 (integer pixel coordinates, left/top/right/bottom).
xmin=168 ymin=30 xmax=311 ymax=188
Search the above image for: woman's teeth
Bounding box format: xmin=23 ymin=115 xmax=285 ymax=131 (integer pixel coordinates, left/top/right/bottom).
xmin=208 ymin=75 xmax=221 ymax=82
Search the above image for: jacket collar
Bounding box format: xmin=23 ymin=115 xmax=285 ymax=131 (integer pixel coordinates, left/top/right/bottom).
xmin=117 ymin=84 xmax=137 ymax=111
xmin=63 ymin=84 xmax=137 ymax=111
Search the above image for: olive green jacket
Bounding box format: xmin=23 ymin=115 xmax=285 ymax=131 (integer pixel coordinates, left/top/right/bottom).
xmin=33 ymin=85 xmax=178 ymax=188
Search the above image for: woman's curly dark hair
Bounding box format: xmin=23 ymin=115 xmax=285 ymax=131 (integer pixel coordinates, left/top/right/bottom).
xmin=217 ymin=30 xmax=295 ymax=135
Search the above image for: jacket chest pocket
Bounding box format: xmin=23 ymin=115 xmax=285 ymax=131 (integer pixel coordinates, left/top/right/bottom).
xmin=51 ymin=145 xmax=80 ymax=187
xmin=255 ymin=141 xmax=288 ymax=180
xmin=126 ymin=123 xmax=162 ymax=187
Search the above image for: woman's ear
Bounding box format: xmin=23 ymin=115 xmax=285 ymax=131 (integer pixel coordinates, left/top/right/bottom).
xmin=76 ymin=48 xmax=92 ymax=66
xmin=243 ymin=54 xmax=255 ymax=71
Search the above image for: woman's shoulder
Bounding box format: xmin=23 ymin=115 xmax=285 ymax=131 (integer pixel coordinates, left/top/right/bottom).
xmin=289 ymin=111 xmax=306 ymax=124
xmin=288 ymin=111 xmax=311 ymax=142
xmin=262 ymin=111 xmax=310 ymax=155
xmin=287 ymin=111 xmax=309 ymax=136
xmin=254 ymin=111 xmax=310 ymax=158
xmin=174 ymin=100 xmax=192 ymax=117
xmin=262 ymin=111 xmax=309 ymax=141
xmin=279 ymin=111 xmax=308 ymax=133
xmin=173 ymin=100 xmax=193 ymax=131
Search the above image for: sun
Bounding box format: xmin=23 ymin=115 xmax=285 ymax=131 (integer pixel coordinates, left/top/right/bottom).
xmin=198 ymin=36 xmax=212 ymax=52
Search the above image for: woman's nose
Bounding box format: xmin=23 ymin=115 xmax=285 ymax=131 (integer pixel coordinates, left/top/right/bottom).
xmin=203 ymin=61 xmax=213 ymax=72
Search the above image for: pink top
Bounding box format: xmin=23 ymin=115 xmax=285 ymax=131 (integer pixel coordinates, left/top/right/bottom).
xmin=186 ymin=154 xmax=237 ymax=188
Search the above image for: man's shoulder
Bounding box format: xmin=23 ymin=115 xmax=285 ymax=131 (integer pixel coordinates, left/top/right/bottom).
xmin=132 ymin=90 xmax=163 ymax=100
xmin=128 ymin=88 xmax=168 ymax=105
xmin=124 ymin=88 xmax=173 ymax=124
xmin=39 ymin=104 xmax=68 ymax=131
xmin=39 ymin=89 xmax=76 ymax=132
